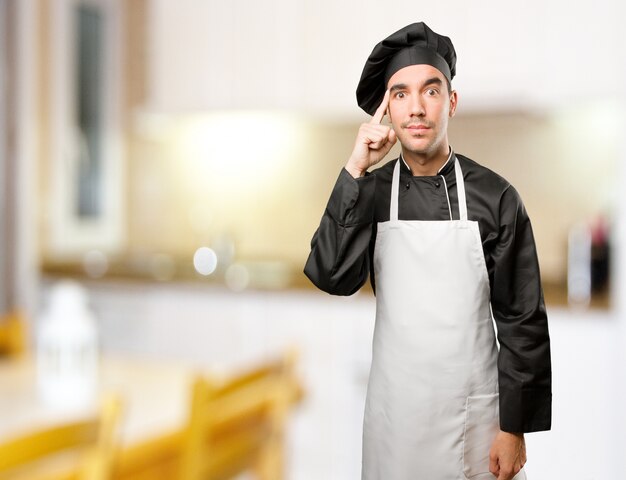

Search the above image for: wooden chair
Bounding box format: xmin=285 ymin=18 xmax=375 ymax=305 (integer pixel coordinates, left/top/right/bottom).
xmin=0 ymin=395 xmax=122 ymax=480
xmin=113 ymin=430 xmax=183 ymax=480
xmin=0 ymin=310 xmax=28 ymax=358
xmin=178 ymin=349 xmax=303 ymax=480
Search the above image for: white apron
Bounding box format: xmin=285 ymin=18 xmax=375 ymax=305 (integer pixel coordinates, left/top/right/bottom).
xmin=362 ymin=158 xmax=526 ymax=480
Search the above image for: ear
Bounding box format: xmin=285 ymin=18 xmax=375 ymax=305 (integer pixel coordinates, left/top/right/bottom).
xmin=449 ymin=90 xmax=458 ymax=118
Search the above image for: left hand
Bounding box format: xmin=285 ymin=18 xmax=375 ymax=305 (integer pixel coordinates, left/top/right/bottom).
xmin=489 ymin=430 xmax=526 ymax=479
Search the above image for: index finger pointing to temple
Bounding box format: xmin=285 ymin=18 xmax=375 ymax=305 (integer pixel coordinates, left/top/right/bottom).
xmin=370 ymin=89 xmax=390 ymax=125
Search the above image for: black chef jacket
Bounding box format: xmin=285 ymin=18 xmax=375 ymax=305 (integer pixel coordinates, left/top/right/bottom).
xmin=304 ymin=151 xmax=552 ymax=434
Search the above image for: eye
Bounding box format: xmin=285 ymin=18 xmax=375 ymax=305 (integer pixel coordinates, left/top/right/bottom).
xmin=394 ymin=91 xmax=406 ymax=99
xmin=426 ymin=88 xmax=438 ymax=96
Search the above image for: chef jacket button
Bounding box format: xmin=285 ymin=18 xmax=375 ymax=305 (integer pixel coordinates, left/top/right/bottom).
xmin=405 ymin=183 xmax=410 ymax=190
xmin=435 ymin=182 xmax=441 ymax=188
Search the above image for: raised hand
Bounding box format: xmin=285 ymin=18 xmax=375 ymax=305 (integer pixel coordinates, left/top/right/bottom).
xmin=345 ymin=89 xmax=397 ymax=178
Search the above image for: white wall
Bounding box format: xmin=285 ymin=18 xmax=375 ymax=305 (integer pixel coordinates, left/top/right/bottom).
xmin=610 ymin=94 xmax=626 ymax=476
xmin=146 ymin=0 xmax=625 ymax=115
xmin=15 ymin=0 xmax=38 ymax=316
xmin=0 ymin=0 xmax=8 ymax=312
xmin=0 ymin=0 xmax=38 ymax=315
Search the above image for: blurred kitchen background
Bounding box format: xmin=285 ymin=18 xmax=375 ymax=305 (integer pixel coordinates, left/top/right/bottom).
xmin=1 ymin=0 xmax=626 ymax=479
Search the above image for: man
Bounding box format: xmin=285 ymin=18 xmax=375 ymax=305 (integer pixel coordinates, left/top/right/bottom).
xmin=304 ymin=23 xmax=551 ymax=480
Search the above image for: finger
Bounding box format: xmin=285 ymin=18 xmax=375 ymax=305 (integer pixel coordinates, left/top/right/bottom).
xmin=376 ymin=130 xmax=397 ymax=158
xmin=489 ymin=455 xmax=499 ymax=476
xmin=388 ymin=128 xmax=397 ymax=145
xmin=365 ymin=135 xmax=389 ymax=150
xmin=359 ymin=123 xmax=392 ymax=137
xmin=500 ymin=464 xmax=517 ymax=480
xmin=360 ymin=126 xmax=392 ymax=149
xmin=370 ymin=130 xmax=396 ymax=153
xmin=370 ymin=89 xmax=390 ymax=125
xmin=497 ymin=467 xmax=513 ymax=480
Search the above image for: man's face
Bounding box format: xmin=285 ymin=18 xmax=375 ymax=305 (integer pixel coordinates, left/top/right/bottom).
xmin=386 ymin=64 xmax=457 ymax=157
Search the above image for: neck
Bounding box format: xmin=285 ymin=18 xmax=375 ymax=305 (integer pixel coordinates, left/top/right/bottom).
xmin=402 ymin=145 xmax=450 ymax=176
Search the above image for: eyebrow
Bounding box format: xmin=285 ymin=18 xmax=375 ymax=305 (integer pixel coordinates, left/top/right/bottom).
xmin=422 ymin=77 xmax=443 ymax=88
xmin=389 ymin=77 xmax=443 ymax=93
xmin=389 ymin=83 xmax=408 ymax=93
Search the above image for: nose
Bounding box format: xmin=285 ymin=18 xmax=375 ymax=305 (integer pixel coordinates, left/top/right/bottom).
xmin=409 ymin=94 xmax=425 ymax=117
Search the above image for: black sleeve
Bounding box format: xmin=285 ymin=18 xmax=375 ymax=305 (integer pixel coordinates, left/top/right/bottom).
xmin=304 ymin=168 xmax=376 ymax=296
xmin=491 ymin=185 xmax=552 ymax=433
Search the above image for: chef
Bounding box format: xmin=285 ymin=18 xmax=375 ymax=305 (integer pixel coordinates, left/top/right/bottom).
xmin=304 ymin=22 xmax=552 ymax=480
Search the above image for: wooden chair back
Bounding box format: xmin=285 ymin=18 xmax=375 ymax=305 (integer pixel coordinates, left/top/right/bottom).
xmin=0 ymin=310 xmax=28 ymax=358
xmin=0 ymin=395 xmax=122 ymax=480
xmin=179 ymin=349 xmax=302 ymax=480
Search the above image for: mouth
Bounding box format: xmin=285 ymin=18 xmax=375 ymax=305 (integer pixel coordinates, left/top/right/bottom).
xmin=404 ymin=124 xmax=430 ymax=133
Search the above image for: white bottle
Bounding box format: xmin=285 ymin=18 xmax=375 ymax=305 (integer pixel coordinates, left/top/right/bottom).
xmin=568 ymin=223 xmax=592 ymax=308
xmin=37 ymin=280 xmax=99 ymax=408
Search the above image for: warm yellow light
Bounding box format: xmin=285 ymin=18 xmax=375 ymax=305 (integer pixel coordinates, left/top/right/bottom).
xmin=178 ymin=111 xmax=303 ymax=185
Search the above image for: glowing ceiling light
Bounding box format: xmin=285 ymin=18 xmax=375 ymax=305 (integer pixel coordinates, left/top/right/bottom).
xmin=193 ymin=247 xmax=218 ymax=276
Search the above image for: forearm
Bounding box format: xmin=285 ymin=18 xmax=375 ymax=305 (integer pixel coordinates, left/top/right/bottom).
xmin=493 ymin=243 xmax=551 ymax=433
xmin=304 ymin=169 xmax=376 ymax=296
xmin=492 ymin=185 xmax=552 ymax=433
xmin=497 ymin=319 xmax=552 ymax=433
xmin=304 ymin=218 xmax=372 ymax=295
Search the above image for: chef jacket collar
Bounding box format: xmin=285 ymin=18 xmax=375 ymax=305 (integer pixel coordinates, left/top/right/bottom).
xmin=399 ymin=146 xmax=455 ymax=177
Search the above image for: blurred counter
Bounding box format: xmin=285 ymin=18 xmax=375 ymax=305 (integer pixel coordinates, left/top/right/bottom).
xmin=542 ymin=281 xmax=610 ymax=310
xmin=42 ymin=261 xmax=612 ymax=310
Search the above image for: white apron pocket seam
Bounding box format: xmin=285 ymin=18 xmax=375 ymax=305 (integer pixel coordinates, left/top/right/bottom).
xmin=462 ymin=393 xmax=499 ymax=479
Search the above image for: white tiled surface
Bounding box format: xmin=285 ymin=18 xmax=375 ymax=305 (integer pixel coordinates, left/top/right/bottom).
xmin=39 ymin=281 xmax=624 ymax=480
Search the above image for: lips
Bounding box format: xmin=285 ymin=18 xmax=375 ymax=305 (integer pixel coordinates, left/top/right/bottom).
xmin=405 ymin=124 xmax=430 ymax=131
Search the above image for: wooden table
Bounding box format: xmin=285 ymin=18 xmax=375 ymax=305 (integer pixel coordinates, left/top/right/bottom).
xmin=0 ymin=355 xmax=210 ymax=479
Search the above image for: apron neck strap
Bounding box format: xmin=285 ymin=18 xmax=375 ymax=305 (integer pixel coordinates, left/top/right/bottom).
xmin=390 ymin=155 xmax=467 ymax=221
xmin=390 ymin=159 xmax=401 ymax=221
xmin=454 ymin=158 xmax=468 ymax=221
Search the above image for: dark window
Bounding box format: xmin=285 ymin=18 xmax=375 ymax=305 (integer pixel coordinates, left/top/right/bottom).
xmin=75 ymin=4 xmax=103 ymax=218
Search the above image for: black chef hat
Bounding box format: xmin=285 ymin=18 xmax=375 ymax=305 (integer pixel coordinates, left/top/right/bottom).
xmin=356 ymin=22 xmax=457 ymax=115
